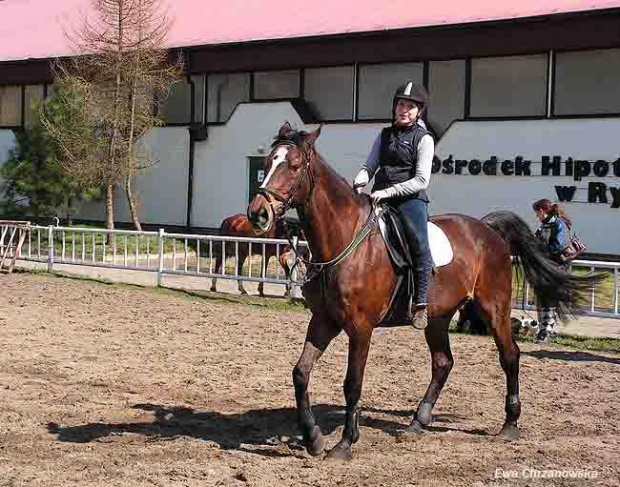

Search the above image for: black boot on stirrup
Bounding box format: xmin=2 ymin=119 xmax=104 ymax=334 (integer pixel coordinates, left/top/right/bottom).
xmin=411 ymin=263 xmax=431 ymax=330
xmin=412 ymin=304 xmax=428 ymax=330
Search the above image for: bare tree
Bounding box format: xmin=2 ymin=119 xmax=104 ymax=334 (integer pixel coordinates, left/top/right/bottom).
xmin=43 ymin=0 xmax=183 ymax=231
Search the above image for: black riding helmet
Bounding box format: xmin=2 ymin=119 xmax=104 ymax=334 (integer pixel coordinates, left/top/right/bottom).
xmin=391 ymin=81 xmax=428 ymax=124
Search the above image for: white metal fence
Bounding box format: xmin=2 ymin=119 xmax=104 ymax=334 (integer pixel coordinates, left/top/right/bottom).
xmin=1 ymin=223 xmax=308 ymax=298
xmin=514 ymin=259 xmax=619 ymax=318
xmin=1 ymin=222 xmax=618 ymax=318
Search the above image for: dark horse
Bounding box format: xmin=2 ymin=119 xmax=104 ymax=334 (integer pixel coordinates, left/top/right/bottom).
xmin=209 ymin=213 xmax=303 ymax=297
xmin=247 ymin=123 xmax=598 ymax=460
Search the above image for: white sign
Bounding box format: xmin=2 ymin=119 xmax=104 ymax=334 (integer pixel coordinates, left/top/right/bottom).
xmin=430 ymin=119 xmax=620 ymax=255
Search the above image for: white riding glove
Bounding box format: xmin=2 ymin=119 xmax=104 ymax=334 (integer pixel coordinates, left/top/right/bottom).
xmin=353 ymin=169 xmax=370 ymax=194
xmin=370 ymin=189 xmax=392 ymax=203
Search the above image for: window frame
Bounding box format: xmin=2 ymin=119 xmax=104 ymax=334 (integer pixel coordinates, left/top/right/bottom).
xmin=466 ymin=52 xmax=550 ymax=120
xmin=551 ymin=46 xmax=620 ymax=118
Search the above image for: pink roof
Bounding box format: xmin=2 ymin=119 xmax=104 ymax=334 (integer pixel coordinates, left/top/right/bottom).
xmin=2 ymin=0 xmax=620 ymax=62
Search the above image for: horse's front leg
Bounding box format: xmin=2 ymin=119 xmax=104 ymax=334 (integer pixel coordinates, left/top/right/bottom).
xmin=282 ymin=260 xmax=291 ymax=298
xmin=293 ymin=316 xmax=341 ymax=456
xmin=326 ymin=332 xmax=372 ymax=461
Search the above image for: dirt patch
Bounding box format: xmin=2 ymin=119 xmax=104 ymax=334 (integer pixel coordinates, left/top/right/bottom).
xmin=0 ymin=273 xmax=618 ymax=486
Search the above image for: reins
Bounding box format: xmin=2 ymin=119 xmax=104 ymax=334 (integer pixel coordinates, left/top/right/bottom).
xmin=259 ymin=139 xmax=378 ymax=287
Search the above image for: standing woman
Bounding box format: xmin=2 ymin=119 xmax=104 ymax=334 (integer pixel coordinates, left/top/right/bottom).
xmin=353 ymin=81 xmax=435 ymax=330
xmin=532 ymin=198 xmax=571 ymax=341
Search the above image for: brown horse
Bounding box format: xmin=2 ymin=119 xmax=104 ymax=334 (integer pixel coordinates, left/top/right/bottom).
xmin=209 ymin=213 xmax=302 ymax=298
xmin=247 ymin=123 xmax=599 ymax=460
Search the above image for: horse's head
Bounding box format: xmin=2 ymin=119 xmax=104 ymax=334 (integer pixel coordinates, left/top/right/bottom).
xmin=247 ymin=122 xmax=321 ymax=233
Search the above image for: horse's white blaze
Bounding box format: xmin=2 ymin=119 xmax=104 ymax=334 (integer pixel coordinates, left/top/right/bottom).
xmin=261 ymin=146 xmax=289 ymax=188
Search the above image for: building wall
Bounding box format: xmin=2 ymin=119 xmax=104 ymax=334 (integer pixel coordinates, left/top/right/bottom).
xmin=77 ymin=127 xmax=190 ymax=226
xmin=4 ymin=105 xmax=620 ymax=255
xmin=430 ymin=119 xmax=620 ymax=255
xmin=307 ymin=122 xmax=385 ymax=179
xmin=191 ymin=102 xmax=305 ymax=228
xmin=77 ymin=110 xmax=620 ymax=257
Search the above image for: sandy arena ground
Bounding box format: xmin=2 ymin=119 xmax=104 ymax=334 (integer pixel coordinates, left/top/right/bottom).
xmin=0 ymin=272 xmax=618 ymax=487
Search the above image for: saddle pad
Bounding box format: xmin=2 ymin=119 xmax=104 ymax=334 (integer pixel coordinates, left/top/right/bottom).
xmin=428 ymin=221 xmax=453 ymax=267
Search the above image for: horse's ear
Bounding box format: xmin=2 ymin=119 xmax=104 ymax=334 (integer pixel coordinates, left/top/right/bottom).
xmin=278 ymin=121 xmax=292 ymax=139
xmin=303 ymin=125 xmax=322 ymax=149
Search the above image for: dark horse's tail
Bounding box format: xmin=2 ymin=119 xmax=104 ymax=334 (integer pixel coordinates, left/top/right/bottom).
xmin=482 ymin=211 xmax=605 ymax=322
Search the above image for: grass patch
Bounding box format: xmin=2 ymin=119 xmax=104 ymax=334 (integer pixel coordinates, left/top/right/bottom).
xmin=511 ymin=265 xmax=617 ymax=313
xmin=527 ymin=333 xmax=620 ymax=355
xmin=449 ymin=320 xmax=620 ymax=355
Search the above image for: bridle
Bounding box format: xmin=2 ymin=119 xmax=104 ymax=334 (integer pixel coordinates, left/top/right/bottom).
xmin=257 ymin=141 xmax=315 ymax=217
xmin=255 ymin=140 xmax=377 ymax=286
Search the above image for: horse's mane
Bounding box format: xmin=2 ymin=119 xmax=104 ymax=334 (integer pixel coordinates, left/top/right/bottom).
xmin=271 ymin=126 xmax=372 ymax=209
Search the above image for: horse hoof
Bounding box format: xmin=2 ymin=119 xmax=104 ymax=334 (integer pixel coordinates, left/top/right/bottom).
xmin=306 ymin=426 xmax=325 ymax=457
xmin=209 ymin=287 xmax=216 ymax=293
xmin=395 ymin=421 xmax=424 ymax=443
xmin=239 ymin=290 xmax=248 ymax=296
xmin=416 ymin=403 xmax=433 ymax=426
xmin=498 ymin=424 xmax=519 ymax=442
xmin=325 ymin=444 xmax=352 ymax=461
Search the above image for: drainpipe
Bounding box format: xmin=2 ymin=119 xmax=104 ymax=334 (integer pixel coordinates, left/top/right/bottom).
xmin=186 ymin=74 xmax=195 ymax=229
xmin=185 ymin=70 xmax=208 ymax=230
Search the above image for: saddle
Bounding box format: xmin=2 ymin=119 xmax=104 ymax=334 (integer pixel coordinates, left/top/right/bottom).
xmin=374 ymin=204 xmax=453 ymax=326
xmin=377 ymin=205 xmax=415 ymax=270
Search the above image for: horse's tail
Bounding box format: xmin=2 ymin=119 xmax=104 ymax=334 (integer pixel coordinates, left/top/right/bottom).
xmin=482 ymin=210 xmax=605 ymax=322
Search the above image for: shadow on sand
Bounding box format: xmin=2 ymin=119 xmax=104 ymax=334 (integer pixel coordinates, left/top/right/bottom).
xmin=47 ymin=403 xmax=493 ymax=456
xmin=523 ymin=349 xmax=620 ymax=365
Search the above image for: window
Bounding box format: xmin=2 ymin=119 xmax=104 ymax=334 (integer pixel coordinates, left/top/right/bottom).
xmin=24 ymin=85 xmax=45 ymax=127
xmin=470 ymin=54 xmax=547 ymax=117
xmin=428 ymin=60 xmax=465 ymax=136
xmin=554 ymin=48 xmax=620 ymax=116
xmin=358 ymin=62 xmax=424 ymax=120
xmin=160 ymin=80 xmax=191 ymax=124
xmin=303 ymin=66 xmax=354 ymax=121
xmin=191 ymin=75 xmax=205 ymax=124
xmin=0 ymin=85 xmax=22 ymax=126
xmin=254 ymin=70 xmax=300 ymax=100
xmin=207 ymin=73 xmax=250 ymax=123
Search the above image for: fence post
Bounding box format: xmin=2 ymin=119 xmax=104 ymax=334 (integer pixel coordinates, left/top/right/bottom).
xmin=47 ymin=225 xmax=54 ymax=272
xmin=614 ymin=267 xmax=618 ymax=316
xmin=157 ymin=228 xmax=164 ymax=287
xmin=289 ymin=236 xmax=299 ymax=299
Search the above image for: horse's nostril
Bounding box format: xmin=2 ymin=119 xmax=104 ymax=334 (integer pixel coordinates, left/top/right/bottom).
xmin=258 ymin=207 xmax=269 ymax=225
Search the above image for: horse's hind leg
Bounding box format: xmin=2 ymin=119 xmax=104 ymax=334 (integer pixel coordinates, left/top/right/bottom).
xmin=293 ymin=316 xmax=341 ymax=457
xmin=399 ymin=316 xmax=454 ymax=438
xmin=476 ymin=281 xmax=521 ymax=440
xmin=210 ymin=252 xmax=221 ymax=292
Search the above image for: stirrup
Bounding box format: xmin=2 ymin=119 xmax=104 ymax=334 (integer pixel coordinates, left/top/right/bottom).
xmin=412 ymin=305 xmax=428 ymax=330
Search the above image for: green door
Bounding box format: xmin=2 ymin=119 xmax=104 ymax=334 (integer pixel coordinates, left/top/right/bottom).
xmin=248 ymin=156 xmax=266 ymax=203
